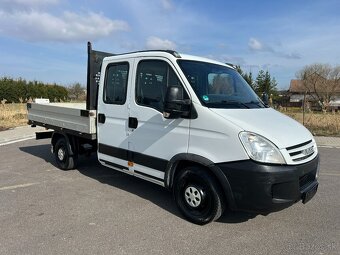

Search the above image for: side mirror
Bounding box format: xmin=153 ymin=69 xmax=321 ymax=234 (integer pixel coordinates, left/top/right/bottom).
xmin=163 ymin=86 xmax=191 ymax=119
xmin=261 ymin=92 xmax=269 ymax=106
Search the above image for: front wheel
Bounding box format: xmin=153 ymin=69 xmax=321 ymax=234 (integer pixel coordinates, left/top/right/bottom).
xmin=173 ymin=166 xmax=225 ymax=225
xmin=54 ymin=137 xmax=77 ymax=170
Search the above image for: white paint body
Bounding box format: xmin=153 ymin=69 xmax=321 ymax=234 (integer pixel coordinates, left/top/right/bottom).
xmin=96 ymin=52 xmax=318 ymax=185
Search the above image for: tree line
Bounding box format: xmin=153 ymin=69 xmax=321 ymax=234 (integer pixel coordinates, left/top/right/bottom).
xmin=1 ymin=69 xmax=277 ymax=104
xmin=0 ymin=77 xmax=88 ymax=103
xmin=0 ymin=77 xmax=68 ymax=103
xmin=235 ymin=63 xmax=340 ymax=110
xmin=235 ymin=66 xmax=278 ymax=98
xmin=5 ymin=64 xmax=337 ymax=109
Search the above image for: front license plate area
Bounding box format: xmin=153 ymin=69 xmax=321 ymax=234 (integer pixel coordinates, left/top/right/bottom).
xmin=302 ymin=183 xmax=318 ymax=204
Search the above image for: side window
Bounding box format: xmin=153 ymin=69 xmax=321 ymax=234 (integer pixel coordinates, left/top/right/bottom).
xmin=135 ymin=60 xmax=187 ymax=112
xmin=104 ymin=62 xmax=129 ymax=104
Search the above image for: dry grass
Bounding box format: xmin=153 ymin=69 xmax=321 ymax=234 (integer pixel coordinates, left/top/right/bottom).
xmin=281 ymin=110 xmax=340 ymax=137
xmin=0 ymin=103 xmax=28 ymax=131
xmin=0 ymin=103 xmax=339 ymax=136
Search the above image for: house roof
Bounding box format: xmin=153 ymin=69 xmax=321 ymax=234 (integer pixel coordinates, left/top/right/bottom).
xmin=288 ymin=79 xmax=306 ymax=93
xmin=289 ymin=79 xmax=340 ymax=93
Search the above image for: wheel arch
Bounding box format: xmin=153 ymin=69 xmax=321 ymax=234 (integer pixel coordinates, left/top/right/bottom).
xmin=165 ymin=153 xmax=236 ymax=210
xmin=51 ymin=131 xmax=77 ymax=156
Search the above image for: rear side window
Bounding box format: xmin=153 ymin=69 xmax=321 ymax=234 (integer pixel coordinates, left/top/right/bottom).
xmin=104 ymin=62 xmax=129 ymax=104
xmin=135 ymin=60 xmax=185 ymax=112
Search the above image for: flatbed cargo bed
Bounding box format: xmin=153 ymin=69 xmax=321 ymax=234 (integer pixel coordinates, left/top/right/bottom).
xmin=27 ymin=102 xmax=97 ymax=140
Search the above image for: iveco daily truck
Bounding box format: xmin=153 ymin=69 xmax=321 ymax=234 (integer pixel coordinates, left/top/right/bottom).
xmin=27 ymin=42 xmax=319 ymax=224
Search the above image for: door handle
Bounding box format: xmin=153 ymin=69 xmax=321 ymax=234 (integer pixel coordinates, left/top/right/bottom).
xmin=128 ymin=117 xmax=138 ymax=129
xmin=98 ymin=113 xmax=106 ymax=124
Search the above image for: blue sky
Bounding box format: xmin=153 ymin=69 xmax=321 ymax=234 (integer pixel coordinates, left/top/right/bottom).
xmin=0 ymin=0 xmax=339 ymax=90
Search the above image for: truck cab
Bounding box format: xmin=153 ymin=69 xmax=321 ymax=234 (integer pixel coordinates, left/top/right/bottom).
xmin=95 ymin=49 xmax=319 ymax=224
xmin=28 ymin=43 xmax=319 ymax=225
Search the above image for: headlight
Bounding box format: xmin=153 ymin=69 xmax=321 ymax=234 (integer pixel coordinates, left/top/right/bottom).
xmin=239 ymin=132 xmax=286 ymax=164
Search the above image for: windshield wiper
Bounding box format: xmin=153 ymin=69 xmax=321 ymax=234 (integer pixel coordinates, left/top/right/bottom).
xmin=244 ymin=100 xmax=266 ymax=108
xmin=220 ymin=100 xmax=250 ymax=109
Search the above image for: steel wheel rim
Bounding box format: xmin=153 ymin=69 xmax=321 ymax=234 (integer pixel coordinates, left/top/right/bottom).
xmin=57 ymin=147 xmax=65 ymax=161
xmin=184 ymin=186 xmax=202 ymax=208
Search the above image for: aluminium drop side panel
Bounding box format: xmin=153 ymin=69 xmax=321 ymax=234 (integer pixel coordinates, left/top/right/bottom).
xmin=27 ymin=102 xmax=96 ymax=134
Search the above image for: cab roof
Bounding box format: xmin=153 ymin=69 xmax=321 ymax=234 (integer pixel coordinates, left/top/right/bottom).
xmin=103 ymin=50 xmax=235 ymax=69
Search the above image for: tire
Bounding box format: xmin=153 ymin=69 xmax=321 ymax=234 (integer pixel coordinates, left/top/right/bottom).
xmin=173 ymin=166 xmax=225 ymax=225
xmin=54 ymin=137 xmax=77 ymax=170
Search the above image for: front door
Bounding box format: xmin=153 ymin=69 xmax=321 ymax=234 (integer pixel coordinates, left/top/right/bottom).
xmin=128 ymin=58 xmax=190 ymax=185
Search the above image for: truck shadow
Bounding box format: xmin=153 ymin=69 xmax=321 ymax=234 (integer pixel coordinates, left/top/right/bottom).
xmin=20 ymin=143 xmax=257 ymax=224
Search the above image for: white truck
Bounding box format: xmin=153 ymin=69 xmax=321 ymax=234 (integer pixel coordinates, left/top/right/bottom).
xmin=28 ymin=42 xmax=319 ymax=224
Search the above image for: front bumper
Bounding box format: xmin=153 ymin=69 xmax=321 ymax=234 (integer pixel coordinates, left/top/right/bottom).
xmin=217 ymin=155 xmax=319 ymax=213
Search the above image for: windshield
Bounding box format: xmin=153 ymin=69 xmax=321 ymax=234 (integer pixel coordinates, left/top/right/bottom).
xmin=177 ymin=60 xmax=265 ymax=109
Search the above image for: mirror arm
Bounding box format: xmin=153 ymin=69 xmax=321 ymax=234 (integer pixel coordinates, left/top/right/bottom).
xmin=169 ymin=99 xmax=190 ymax=105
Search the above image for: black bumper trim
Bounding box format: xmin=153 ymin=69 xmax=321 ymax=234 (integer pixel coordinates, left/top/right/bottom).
xmin=216 ymin=155 xmax=319 ymax=213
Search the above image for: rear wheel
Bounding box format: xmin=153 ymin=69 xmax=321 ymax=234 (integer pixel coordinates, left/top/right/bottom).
xmin=54 ymin=137 xmax=77 ymax=170
xmin=173 ymin=166 xmax=225 ymax=225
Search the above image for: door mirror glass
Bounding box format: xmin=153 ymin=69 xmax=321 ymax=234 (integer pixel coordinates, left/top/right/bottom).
xmin=163 ymin=86 xmax=191 ymax=119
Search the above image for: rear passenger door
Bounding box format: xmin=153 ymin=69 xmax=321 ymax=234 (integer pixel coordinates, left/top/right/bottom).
xmin=128 ymin=58 xmax=190 ymax=185
xmin=97 ymin=59 xmax=133 ymax=173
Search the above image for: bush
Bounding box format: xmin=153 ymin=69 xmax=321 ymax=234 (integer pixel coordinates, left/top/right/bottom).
xmin=0 ymin=77 xmax=68 ymax=103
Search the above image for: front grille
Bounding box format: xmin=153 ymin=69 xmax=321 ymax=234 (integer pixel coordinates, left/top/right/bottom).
xmin=286 ymin=140 xmax=315 ymax=162
xmin=299 ymin=172 xmax=316 ymax=191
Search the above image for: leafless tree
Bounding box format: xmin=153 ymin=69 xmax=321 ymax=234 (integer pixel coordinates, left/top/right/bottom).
xmin=296 ymin=64 xmax=340 ymax=111
xmin=68 ymin=82 xmax=85 ymax=101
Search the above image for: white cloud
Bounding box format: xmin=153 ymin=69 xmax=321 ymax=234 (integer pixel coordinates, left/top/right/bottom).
xmin=9 ymin=0 xmax=59 ymax=4
xmin=217 ymin=42 xmax=227 ymax=49
xmin=3 ymin=0 xmax=58 ymax=3
xmin=146 ymin=36 xmax=176 ymax=50
xmin=219 ymin=55 xmax=246 ymax=65
xmin=248 ymin=37 xmax=275 ymax=52
xmin=281 ymin=52 xmax=301 ymax=60
xmin=0 ymin=10 xmax=129 ymax=42
xmin=0 ymin=0 xmax=59 ymax=10
xmin=120 ymin=41 xmax=137 ymax=51
xmin=161 ymin=0 xmax=173 ymax=10
xmin=248 ymin=38 xmax=264 ymax=51
xmin=248 ymin=37 xmax=301 ymax=60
